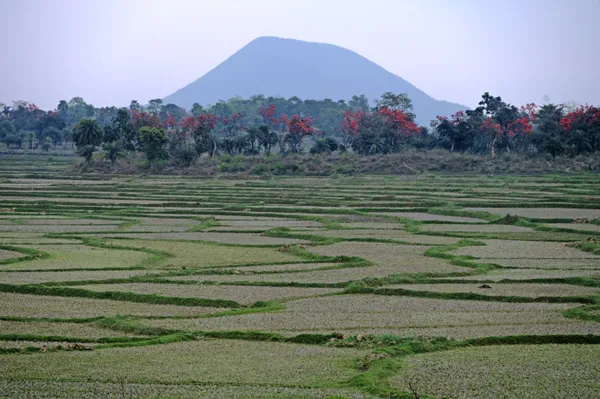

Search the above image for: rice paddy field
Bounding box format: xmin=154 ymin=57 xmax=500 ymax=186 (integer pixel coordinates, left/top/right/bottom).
xmin=0 ymin=156 xmax=600 ymax=398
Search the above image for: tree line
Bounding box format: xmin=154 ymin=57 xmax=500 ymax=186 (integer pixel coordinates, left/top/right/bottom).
xmin=0 ymin=92 xmax=598 ymax=166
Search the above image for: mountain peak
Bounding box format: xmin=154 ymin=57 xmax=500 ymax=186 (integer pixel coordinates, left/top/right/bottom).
xmin=164 ymin=37 xmax=466 ymax=124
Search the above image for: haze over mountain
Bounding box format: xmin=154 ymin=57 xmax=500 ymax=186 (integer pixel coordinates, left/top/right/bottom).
xmin=164 ymin=37 xmax=467 ymax=125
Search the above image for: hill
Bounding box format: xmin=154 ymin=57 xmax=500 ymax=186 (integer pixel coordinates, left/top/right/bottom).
xmin=163 ymin=36 xmax=467 ymax=125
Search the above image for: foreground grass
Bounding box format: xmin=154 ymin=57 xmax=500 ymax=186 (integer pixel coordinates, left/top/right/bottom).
xmin=1 ymin=167 xmax=600 ymax=398
xmin=392 ymin=344 xmax=600 ymax=398
xmin=0 ymin=339 xmax=369 ymax=387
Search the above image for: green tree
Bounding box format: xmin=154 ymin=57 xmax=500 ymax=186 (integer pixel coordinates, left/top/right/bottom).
xmin=77 ymin=145 xmax=96 ymax=164
xmin=0 ymin=120 xmax=16 ymax=139
xmin=310 ymin=137 xmax=339 ymax=154
xmin=138 ymin=127 xmax=169 ymax=162
xmin=25 ymin=131 xmax=36 ymax=149
xmin=170 ymin=145 xmax=197 ymax=167
xmin=257 ymin=125 xmax=278 ymax=154
xmin=147 ymin=99 xmax=163 ymax=115
xmin=191 ymin=103 xmax=204 ymax=117
xmin=57 ymin=100 xmax=69 ymax=120
xmin=42 ymin=126 xmax=62 ymax=146
xmin=3 ymin=133 xmax=24 ymax=149
xmin=129 ymin=100 xmax=141 ymax=112
xmin=374 ymin=92 xmax=413 ymax=114
xmin=61 ymin=127 xmax=73 ymax=148
xmin=349 ymin=95 xmax=369 ymax=111
xmin=41 ymin=136 xmax=52 ymax=152
xmin=73 ymin=118 xmax=103 ymax=148
xmin=102 ymin=141 xmax=125 ymax=164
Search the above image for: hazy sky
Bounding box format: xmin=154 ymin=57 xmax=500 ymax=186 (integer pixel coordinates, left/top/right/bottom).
xmin=1 ymin=0 xmax=599 ymax=110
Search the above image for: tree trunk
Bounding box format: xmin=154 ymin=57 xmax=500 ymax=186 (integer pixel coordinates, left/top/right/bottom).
xmin=211 ymin=136 xmax=217 ymax=157
xmin=278 ymin=134 xmax=285 ymax=155
xmin=491 ymin=135 xmax=497 ymax=159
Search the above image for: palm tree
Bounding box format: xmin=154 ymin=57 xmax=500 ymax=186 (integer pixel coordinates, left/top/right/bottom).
xmin=77 ymin=145 xmax=96 ymax=164
xmin=102 ymin=141 xmax=125 ymax=164
xmin=73 ymin=118 xmax=103 ymax=148
xmin=310 ymin=137 xmax=338 ymax=154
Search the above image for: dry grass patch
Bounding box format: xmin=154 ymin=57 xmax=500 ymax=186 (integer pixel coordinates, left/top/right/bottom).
xmin=0 ymin=232 xmax=77 ymax=244
xmin=281 ymin=322 xmax=600 ymax=340
xmin=135 ymin=217 xmax=199 ymax=225
xmin=170 ymin=258 xmax=465 ymax=284
xmin=222 ymin=220 xmax=322 ymax=228
xmin=0 ymin=270 xmax=158 ymax=285
xmin=124 ymin=225 xmax=192 ymax=232
xmin=443 ymin=268 xmax=600 ymax=280
xmin=304 ymin=229 xmax=461 ymax=245
xmin=225 ymin=262 xmax=339 ymax=272
xmin=339 ymin=222 xmax=404 ymax=229
xmin=0 ymin=339 xmax=368 ymax=387
xmin=104 ymin=239 xmax=301 ymax=268
xmin=71 ymin=283 xmax=341 ymax=305
xmin=453 ymin=239 xmax=600 ymax=259
xmin=3 ymin=244 xmax=150 ymax=271
xmin=141 ymin=295 xmax=584 ymax=338
xmin=387 ymin=283 xmax=599 ymax=298
xmin=0 ymin=320 xmax=144 ymax=338
xmin=207 ymin=226 xmax=271 ymax=232
xmin=0 ymin=381 xmax=375 ymax=399
xmin=465 ymin=207 xmax=600 ymax=220
xmin=421 ymin=224 xmax=534 ymax=233
xmin=0 ymin=340 xmax=92 ymax=349
xmin=479 ymin=258 xmax=600 ymax=270
xmin=26 ymin=219 xmax=119 ymax=225
xmin=548 ymin=223 xmax=600 ymax=232
xmin=0 ymin=249 xmax=24 ymax=261
xmin=0 ymin=225 xmax=120 ymax=233
xmin=393 ymin=344 xmax=600 ymax=399
xmin=0 ymin=196 xmax=164 ymax=205
xmin=372 ymin=212 xmax=486 ymax=223
xmin=0 ymin=292 xmax=223 ymax=318
xmin=106 ymin=232 xmax=309 ymax=245
xmin=310 ymin=242 xmax=461 ymax=272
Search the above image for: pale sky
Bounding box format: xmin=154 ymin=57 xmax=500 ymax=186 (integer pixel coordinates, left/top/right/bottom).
xmin=1 ymin=0 xmax=599 ymax=110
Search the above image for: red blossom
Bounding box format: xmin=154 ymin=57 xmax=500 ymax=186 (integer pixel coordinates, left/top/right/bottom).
xmin=377 ymin=107 xmax=420 ymax=136
xmin=196 ymin=113 xmax=218 ymax=132
xmin=288 ymin=115 xmax=315 ymax=138
xmin=181 ymin=116 xmax=199 ymax=131
xmin=341 ymin=110 xmax=363 ymax=136
xmin=221 ymin=113 xmax=244 ymax=137
xmin=258 ymin=104 xmax=278 ymax=127
xmin=131 ymin=110 xmax=162 ymax=130
xmin=164 ymin=114 xmax=177 ymax=129
xmin=560 ymin=105 xmax=599 ymax=132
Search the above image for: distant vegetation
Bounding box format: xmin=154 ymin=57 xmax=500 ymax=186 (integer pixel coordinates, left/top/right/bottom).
xmin=162 ymin=36 xmax=467 ymax=125
xmin=0 ymin=91 xmax=599 ymax=173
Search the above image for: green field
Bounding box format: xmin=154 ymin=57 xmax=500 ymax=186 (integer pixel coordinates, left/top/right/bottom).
xmin=1 ymin=156 xmax=599 ymax=398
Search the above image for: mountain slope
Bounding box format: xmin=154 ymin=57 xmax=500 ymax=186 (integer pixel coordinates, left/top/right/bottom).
xmin=164 ymin=36 xmax=467 ymax=125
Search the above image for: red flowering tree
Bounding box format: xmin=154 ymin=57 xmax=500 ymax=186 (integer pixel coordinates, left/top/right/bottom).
xmin=559 ymin=105 xmax=600 ymax=153
xmin=340 ymin=110 xmax=363 ymax=148
xmin=479 ymin=118 xmax=503 ymax=159
xmin=258 ymin=104 xmax=278 ymax=127
xmin=560 ymin=105 xmax=599 ymax=133
xmin=163 ymin=114 xmax=178 ymax=130
xmin=221 ymin=113 xmax=245 ymax=138
xmin=131 ymin=110 xmax=162 ymax=132
xmin=284 ymin=115 xmax=315 ymax=153
xmin=474 ymin=93 xmax=536 ymax=158
xmin=194 ymin=113 xmax=218 ymax=155
xmin=376 ymin=107 xmax=420 ymax=152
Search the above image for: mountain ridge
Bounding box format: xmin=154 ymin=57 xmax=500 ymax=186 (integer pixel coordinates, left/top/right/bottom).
xmin=164 ymin=36 xmax=467 ymax=124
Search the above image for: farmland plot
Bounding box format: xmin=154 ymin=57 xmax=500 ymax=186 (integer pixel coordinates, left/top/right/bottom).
xmin=1 ymin=169 xmax=600 ymax=398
